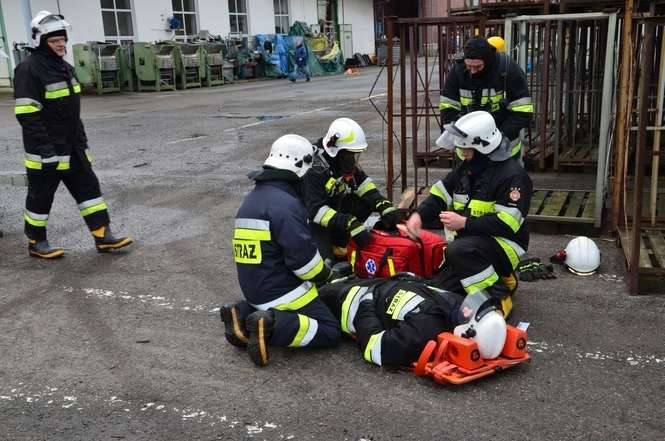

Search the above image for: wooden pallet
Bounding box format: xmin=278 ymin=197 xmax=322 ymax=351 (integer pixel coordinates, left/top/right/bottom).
xmin=558 ymin=147 xmax=598 ymax=165
xmin=618 ymin=229 xmax=665 ymax=294
xmin=415 ymin=150 xmax=455 ymax=169
xmin=528 ymin=189 xmax=596 ymax=224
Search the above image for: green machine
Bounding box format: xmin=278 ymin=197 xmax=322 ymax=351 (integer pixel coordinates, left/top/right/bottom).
xmin=165 ymin=42 xmax=205 ymax=89
xmin=73 ymin=43 xmax=130 ymax=94
xmin=202 ymin=43 xmax=225 ymax=87
xmin=133 ymin=42 xmax=176 ymax=92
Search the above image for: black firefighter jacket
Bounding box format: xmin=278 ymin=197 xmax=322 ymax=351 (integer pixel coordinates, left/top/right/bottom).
xmin=14 ymin=48 xmax=88 ymax=174
xmin=440 ymin=54 xmax=533 ymax=156
xmin=417 ymin=157 xmax=533 ymax=269
xmin=326 ymin=276 xmax=464 ymax=367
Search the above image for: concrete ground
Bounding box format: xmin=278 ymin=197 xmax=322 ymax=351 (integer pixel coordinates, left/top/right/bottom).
xmin=0 ymin=67 xmax=663 ymax=441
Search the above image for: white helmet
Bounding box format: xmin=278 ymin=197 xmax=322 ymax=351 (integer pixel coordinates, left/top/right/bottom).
xmin=322 ymin=118 xmax=368 ymax=157
xmin=436 ymin=110 xmax=503 ymax=155
xmin=564 ymin=236 xmax=601 ymax=275
xmin=264 ymin=134 xmax=315 ymax=178
xmin=453 ymin=291 xmax=507 ymax=360
xmin=31 ymin=11 xmax=71 ymax=47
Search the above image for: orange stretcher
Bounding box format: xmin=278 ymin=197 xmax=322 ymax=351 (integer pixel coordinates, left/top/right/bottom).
xmin=413 ymin=325 xmax=531 ymax=385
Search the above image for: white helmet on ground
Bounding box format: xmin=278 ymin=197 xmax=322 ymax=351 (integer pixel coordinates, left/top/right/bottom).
xmin=322 ymin=118 xmax=368 ymax=157
xmin=264 ymin=134 xmax=315 ymax=178
xmin=31 ymin=11 xmax=71 ymax=47
xmin=436 ymin=110 xmax=503 ymax=155
xmin=564 ymin=236 xmax=601 ymax=275
xmin=453 ymin=291 xmax=507 ymax=360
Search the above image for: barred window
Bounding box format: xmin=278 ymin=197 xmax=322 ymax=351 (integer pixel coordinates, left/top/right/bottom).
xmin=101 ymin=0 xmax=135 ymax=44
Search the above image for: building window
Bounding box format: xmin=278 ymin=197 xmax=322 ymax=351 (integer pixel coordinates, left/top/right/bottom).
xmin=100 ymin=0 xmax=135 ymax=44
xmin=172 ymin=0 xmax=198 ymax=40
xmin=274 ymin=0 xmax=289 ymax=35
xmin=228 ymin=0 xmax=248 ymax=38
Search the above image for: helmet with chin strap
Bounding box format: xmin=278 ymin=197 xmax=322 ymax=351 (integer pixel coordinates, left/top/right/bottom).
xmin=453 ymin=291 xmax=507 ymax=360
xmin=435 ymin=111 xmax=503 ymax=155
xmin=322 ymin=118 xmax=368 ymax=157
xmin=31 ymin=11 xmax=71 ymax=47
xmin=264 ymin=134 xmax=315 ymax=178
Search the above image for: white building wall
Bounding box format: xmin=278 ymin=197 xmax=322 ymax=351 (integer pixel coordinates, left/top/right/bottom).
xmin=338 ymin=0 xmax=374 ymax=55
xmin=132 ymin=0 xmax=175 ymax=42
xmin=289 ymin=0 xmax=318 ymax=27
xmin=248 ymin=0 xmax=276 ymax=36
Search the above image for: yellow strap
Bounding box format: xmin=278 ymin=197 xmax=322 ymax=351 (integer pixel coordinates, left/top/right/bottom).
xmin=387 ymin=257 xmax=395 ymax=276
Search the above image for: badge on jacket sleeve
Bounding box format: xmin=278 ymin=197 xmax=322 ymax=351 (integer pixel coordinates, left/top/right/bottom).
xmin=509 ymin=187 xmax=521 ymax=202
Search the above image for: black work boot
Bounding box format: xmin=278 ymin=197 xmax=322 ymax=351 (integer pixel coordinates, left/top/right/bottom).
xmin=28 ymin=239 xmax=64 ymax=259
xmin=220 ymin=304 xmax=249 ymax=348
xmin=92 ymin=225 xmax=133 ymax=252
xmin=487 ymin=283 xmax=513 ymax=319
xmin=245 ymin=310 xmax=275 ymax=367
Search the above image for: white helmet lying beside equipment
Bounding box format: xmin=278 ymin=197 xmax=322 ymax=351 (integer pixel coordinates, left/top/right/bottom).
xmin=564 ymin=236 xmax=601 ymax=276
xmin=454 ymin=291 xmax=507 ymax=359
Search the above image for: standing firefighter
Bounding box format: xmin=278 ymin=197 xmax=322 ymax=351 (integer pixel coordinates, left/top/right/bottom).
xmin=305 ymin=118 xmax=401 ymax=260
xmin=220 ymin=134 xmax=341 ymax=367
xmin=406 ymin=111 xmax=533 ymax=318
xmin=440 ymin=36 xmax=533 ymax=160
xmin=14 ymin=11 xmax=132 ymax=258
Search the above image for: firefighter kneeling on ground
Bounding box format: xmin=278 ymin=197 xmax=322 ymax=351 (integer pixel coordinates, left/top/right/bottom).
xmin=305 ymin=118 xmax=401 ymax=261
xmin=406 ymin=111 xmax=533 ymax=318
xmin=14 ymin=11 xmax=132 ymax=258
xmin=319 ymin=274 xmax=507 ymax=367
xmin=220 ymin=134 xmax=342 ymax=367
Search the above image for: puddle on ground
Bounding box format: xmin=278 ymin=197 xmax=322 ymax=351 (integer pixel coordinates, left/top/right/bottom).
xmin=256 ymin=115 xmax=286 ymax=122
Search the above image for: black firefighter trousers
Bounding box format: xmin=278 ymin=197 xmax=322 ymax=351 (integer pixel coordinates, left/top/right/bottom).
xmin=24 ymin=150 xmax=110 ymax=241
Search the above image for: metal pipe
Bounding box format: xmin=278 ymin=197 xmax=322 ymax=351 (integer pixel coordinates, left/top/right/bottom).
xmin=630 ymin=21 xmax=654 ymax=295
xmin=539 ymin=15 xmax=551 ymax=171
xmin=613 ymin=0 xmax=634 ymax=231
xmin=410 ymin=24 xmax=419 ymax=198
xmin=554 ymin=21 xmax=565 ymax=170
xmin=386 ymin=16 xmax=395 ymax=201
xmin=594 ymin=12 xmax=618 ymax=229
xmin=649 ymin=24 xmax=665 ymax=226
xmin=511 ymin=12 xmax=613 ymax=22
xmin=400 ymin=23 xmax=407 ymax=194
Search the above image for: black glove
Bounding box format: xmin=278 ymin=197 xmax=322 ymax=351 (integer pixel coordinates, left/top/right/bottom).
xmin=517 ymin=258 xmax=556 ymax=282
xmin=331 ymin=261 xmax=353 ymax=278
xmin=378 ymin=209 xmax=402 ymax=230
xmin=352 ymin=227 xmax=373 ymax=249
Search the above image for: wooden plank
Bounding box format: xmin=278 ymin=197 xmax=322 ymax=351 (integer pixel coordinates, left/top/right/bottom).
xmin=575 ymin=148 xmax=591 ymax=161
xmin=397 ymin=186 xmax=417 ymax=210
xmin=539 ymin=191 xmax=568 ymax=216
xmin=580 ymin=192 xmax=596 ymax=219
xmin=529 ymin=190 xmax=548 ymax=215
xmin=640 ymin=234 xmax=654 ymax=268
xmin=646 ymin=230 xmax=665 ymax=268
xmin=563 ymin=191 xmax=586 ymax=218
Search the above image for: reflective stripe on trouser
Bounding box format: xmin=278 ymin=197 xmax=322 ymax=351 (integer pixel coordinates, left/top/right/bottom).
xmin=268 ymin=297 xmax=341 ymax=349
xmin=363 ymin=331 xmax=385 ymax=365
xmin=432 ymin=235 xmax=515 ymax=295
xmin=24 ymin=157 xmax=109 ymax=240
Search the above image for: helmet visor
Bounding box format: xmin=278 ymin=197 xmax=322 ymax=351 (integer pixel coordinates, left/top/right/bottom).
xmin=456 ymin=291 xmax=495 ymax=325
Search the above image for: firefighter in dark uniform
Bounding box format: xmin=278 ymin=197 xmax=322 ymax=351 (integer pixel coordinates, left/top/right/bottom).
xmin=319 ymin=274 xmax=507 ymax=367
xmin=14 ymin=11 xmax=132 ymax=259
xmin=440 ymin=36 xmax=533 ymax=160
xmin=305 ymin=118 xmax=401 ymax=260
xmin=406 ymin=111 xmax=533 ymax=318
xmin=220 ymin=134 xmax=342 ymax=367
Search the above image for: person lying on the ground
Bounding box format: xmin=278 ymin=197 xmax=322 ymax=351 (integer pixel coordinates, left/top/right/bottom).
xmin=319 ymin=273 xmax=507 ymax=367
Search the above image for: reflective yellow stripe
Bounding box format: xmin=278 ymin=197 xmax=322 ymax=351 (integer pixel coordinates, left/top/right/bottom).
xmin=494 ymin=237 xmax=520 ymax=269
xmin=497 ymin=211 xmax=521 ymax=233
xmin=24 ymin=213 xmax=48 ymax=227
xmin=274 ymin=284 xmax=318 ymax=311
xmin=453 ymin=202 xmax=466 ymax=211
xmin=439 ymin=102 xmax=461 ymax=111
xmin=24 ymin=160 xmax=42 ymax=170
xmin=456 ymin=147 xmax=464 ymax=160
xmin=356 ymin=179 xmax=377 ymax=197
xmin=73 ymin=84 xmax=81 ymax=94
xmin=363 ymin=332 xmax=383 ymax=365
xmin=387 ymin=257 xmax=395 ymax=276
xmin=341 ymin=286 xmax=361 ymax=334
xmin=325 ymin=177 xmax=336 ymax=194
xmin=463 ymin=270 xmax=499 ymax=295
xmin=386 ymin=289 xmax=417 ymax=319
xmin=15 ymin=105 xmax=41 ymax=115
xmin=350 ymin=249 xmax=356 ymax=269
xmin=339 ymin=131 xmax=355 ymax=144
xmin=85 ymin=151 xmax=93 ymax=163
xmin=460 ymin=96 xmax=473 ymax=106
xmin=430 ymin=181 xmax=451 ymax=207
xmin=298 ymin=258 xmax=324 ymax=281
xmin=511 ymin=104 xmax=534 ymax=113
xmin=80 ymin=202 xmax=108 ymax=217
xmin=289 ymin=314 xmax=310 ymax=347
xmin=234 ymin=228 xmax=271 ymax=241
xmin=45 ymin=88 xmax=70 ymax=99
xmin=511 ymin=140 xmax=522 ymax=157
xmin=320 ymin=208 xmax=336 ymax=228
xmin=56 ymin=161 xmax=70 ymax=171
xmin=468 ymin=199 xmax=495 ymax=217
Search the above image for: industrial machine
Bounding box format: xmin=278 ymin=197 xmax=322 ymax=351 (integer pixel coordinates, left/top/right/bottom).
xmin=202 ymin=43 xmax=225 ymax=87
xmin=133 ymin=42 xmax=177 ymax=92
xmin=166 ymin=42 xmax=205 ymax=89
xmin=73 ymin=43 xmax=124 ymax=94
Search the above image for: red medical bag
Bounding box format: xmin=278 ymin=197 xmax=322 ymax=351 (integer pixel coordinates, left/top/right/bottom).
xmin=347 ymin=228 xmax=446 ymax=278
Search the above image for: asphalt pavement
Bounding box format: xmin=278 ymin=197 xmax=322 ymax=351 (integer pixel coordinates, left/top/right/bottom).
xmin=0 ymin=68 xmax=664 ymax=441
